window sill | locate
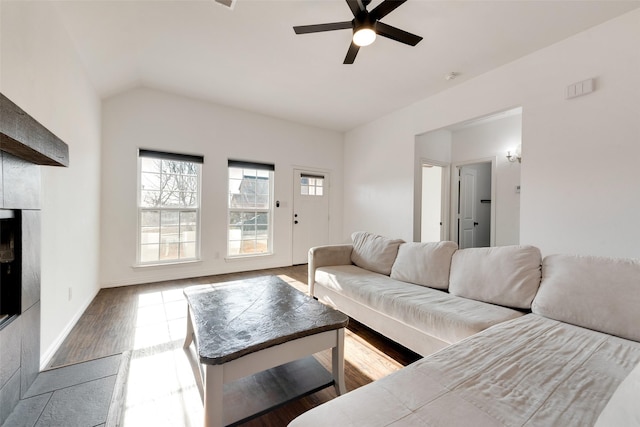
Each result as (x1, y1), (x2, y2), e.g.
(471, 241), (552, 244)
(225, 253), (274, 262)
(133, 259), (202, 268)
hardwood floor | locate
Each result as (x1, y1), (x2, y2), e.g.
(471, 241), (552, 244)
(49, 265), (421, 426)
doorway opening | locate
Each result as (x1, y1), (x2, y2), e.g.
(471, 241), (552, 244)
(414, 106), (521, 247)
(420, 162), (447, 242)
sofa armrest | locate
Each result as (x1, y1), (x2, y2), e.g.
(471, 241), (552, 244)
(308, 244), (353, 296)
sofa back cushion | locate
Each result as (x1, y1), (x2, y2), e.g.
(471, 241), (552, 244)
(449, 245), (542, 309)
(351, 232), (404, 276)
(532, 254), (640, 342)
(390, 241), (458, 289)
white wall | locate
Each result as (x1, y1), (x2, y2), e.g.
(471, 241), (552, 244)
(345, 108), (416, 241)
(1, 1), (102, 365)
(345, 9), (640, 258)
(101, 88), (343, 286)
(416, 129), (453, 164)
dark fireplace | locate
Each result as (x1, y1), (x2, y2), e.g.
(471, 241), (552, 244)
(1, 93), (68, 425)
(0, 209), (21, 328)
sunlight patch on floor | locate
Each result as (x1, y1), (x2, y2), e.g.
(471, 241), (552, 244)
(122, 290), (202, 427)
(343, 329), (405, 379)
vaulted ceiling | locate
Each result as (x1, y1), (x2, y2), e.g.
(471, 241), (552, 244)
(53, 0), (640, 131)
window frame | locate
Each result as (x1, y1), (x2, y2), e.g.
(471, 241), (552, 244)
(300, 173), (325, 196)
(227, 160), (275, 258)
(136, 149), (203, 266)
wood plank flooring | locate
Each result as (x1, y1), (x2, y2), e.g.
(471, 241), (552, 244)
(49, 265), (421, 426)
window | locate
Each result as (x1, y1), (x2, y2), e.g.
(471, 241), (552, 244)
(228, 160), (274, 256)
(138, 150), (203, 264)
(300, 174), (324, 196)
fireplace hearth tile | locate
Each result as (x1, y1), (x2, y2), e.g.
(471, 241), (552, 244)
(1, 392), (49, 427)
(4, 354), (125, 427)
(36, 376), (116, 427)
(20, 303), (40, 398)
(23, 354), (121, 398)
(0, 316), (21, 387)
(0, 369), (21, 426)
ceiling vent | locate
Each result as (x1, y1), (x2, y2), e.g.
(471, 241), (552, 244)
(214, 0), (236, 9)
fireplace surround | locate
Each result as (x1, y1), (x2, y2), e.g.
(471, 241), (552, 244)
(0, 93), (69, 424)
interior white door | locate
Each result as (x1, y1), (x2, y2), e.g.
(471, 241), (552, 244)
(459, 166), (477, 249)
(292, 169), (330, 265)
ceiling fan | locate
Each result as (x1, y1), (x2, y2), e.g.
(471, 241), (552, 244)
(293, 0), (422, 64)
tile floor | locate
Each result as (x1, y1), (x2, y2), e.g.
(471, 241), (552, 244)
(3, 354), (124, 427)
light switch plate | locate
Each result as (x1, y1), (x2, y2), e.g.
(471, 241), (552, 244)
(566, 78), (595, 99)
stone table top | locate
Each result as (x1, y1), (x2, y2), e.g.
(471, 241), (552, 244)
(184, 275), (349, 365)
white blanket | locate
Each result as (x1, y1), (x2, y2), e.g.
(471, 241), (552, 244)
(290, 315), (640, 426)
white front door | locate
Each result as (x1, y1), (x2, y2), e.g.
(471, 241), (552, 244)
(459, 166), (477, 249)
(292, 169), (330, 265)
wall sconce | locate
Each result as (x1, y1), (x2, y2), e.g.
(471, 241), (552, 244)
(506, 146), (522, 163)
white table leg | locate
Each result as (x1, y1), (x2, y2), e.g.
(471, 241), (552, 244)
(203, 364), (224, 427)
(332, 328), (346, 395)
(184, 307), (194, 348)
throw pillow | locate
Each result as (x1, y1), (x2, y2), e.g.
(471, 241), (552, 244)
(449, 245), (542, 309)
(390, 241), (458, 289)
(351, 231), (404, 276)
(532, 254), (640, 343)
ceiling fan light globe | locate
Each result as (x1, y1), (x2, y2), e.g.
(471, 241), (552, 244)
(353, 28), (376, 47)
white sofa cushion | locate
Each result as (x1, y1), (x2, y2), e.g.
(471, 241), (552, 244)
(532, 254), (640, 342)
(390, 241), (458, 289)
(449, 245), (542, 309)
(316, 265), (524, 344)
(351, 231), (404, 276)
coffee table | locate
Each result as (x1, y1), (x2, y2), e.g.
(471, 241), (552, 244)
(183, 275), (349, 427)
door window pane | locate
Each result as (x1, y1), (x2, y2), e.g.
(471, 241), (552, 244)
(300, 176), (323, 197)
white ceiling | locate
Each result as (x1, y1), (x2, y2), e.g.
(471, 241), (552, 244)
(53, 0), (640, 132)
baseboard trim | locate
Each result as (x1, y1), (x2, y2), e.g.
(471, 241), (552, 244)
(39, 288), (100, 370)
(100, 260), (293, 288)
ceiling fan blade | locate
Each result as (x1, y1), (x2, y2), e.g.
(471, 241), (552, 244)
(346, 0), (363, 17)
(370, 0), (408, 21)
(376, 21), (422, 46)
(293, 21), (353, 34)
(344, 42), (360, 64)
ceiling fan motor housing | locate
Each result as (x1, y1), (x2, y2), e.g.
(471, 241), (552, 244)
(353, 11), (376, 34)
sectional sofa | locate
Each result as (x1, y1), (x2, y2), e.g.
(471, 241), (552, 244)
(290, 232), (640, 426)
(308, 232), (542, 356)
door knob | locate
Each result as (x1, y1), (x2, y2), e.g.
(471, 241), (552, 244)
(473, 222), (479, 226)
(294, 220), (299, 224)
